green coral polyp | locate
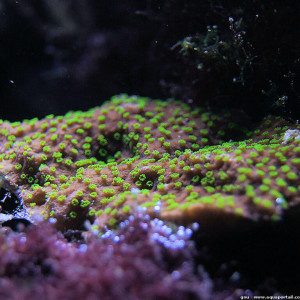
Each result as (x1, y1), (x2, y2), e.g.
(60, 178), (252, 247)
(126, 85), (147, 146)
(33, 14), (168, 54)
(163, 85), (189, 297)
(0, 94), (298, 230)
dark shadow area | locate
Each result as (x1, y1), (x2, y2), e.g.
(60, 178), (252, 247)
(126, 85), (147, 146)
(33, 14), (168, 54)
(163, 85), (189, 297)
(0, 0), (298, 122)
(0, 188), (22, 214)
(194, 207), (300, 294)
(1, 218), (32, 231)
(0, 186), (32, 231)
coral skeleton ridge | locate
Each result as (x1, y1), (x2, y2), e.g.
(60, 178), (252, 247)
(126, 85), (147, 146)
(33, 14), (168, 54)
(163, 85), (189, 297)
(0, 94), (299, 231)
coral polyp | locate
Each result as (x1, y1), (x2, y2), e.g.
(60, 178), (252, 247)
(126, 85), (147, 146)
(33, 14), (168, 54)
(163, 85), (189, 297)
(0, 94), (299, 231)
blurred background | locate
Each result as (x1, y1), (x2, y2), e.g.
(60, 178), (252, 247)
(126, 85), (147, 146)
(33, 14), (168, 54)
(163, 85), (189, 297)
(0, 0), (299, 121)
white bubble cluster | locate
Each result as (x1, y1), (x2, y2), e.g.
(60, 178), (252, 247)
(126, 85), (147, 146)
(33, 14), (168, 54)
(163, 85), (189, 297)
(149, 218), (196, 250)
(97, 206), (200, 250)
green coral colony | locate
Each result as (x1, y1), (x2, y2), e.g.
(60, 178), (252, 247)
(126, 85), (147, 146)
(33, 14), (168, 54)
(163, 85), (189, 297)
(0, 94), (299, 231)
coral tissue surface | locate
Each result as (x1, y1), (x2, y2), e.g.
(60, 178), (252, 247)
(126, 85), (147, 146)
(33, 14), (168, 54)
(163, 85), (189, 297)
(0, 94), (299, 232)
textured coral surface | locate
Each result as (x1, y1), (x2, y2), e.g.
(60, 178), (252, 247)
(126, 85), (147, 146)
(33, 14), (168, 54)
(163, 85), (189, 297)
(0, 95), (299, 232)
(0, 215), (258, 300)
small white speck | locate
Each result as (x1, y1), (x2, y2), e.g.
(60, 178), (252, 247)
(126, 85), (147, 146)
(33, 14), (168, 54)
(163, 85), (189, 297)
(192, 222), (200, 231)
(164, 241), (171, 248)
(282, 129), (300, 145)
(276, 198), (284, 204)
(152, 232), (159, 240)
(140, 222), (148, 231)
(19, 236), (26, 243)
(157, 220), (164, 227)
(171, 270), (181, 280)
(158, 235), (167, 244)
(169, 234), (177, 242)
(113, 236), (120, 243)
(78, 244), (87, 253)
(119, 222), (126, 229)
(162, 225), (172, 235)
(175, 239), (185, 248)
(153, 205), (161, 212)
(92, 229), (99, 236)
(131, 188), (140, 195)
(144, 214), (150, 221)
(230, 271), (241, 282)
(136, 206), (144, 212)
(185, 228), (193, 238)
(177, 229), (185, 237)
(84, 220), (92, 230)
(49, 217), (57, 224)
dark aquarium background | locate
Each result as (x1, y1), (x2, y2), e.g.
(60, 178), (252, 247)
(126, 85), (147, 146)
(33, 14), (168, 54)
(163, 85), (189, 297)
(0, 0), (299, 122)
